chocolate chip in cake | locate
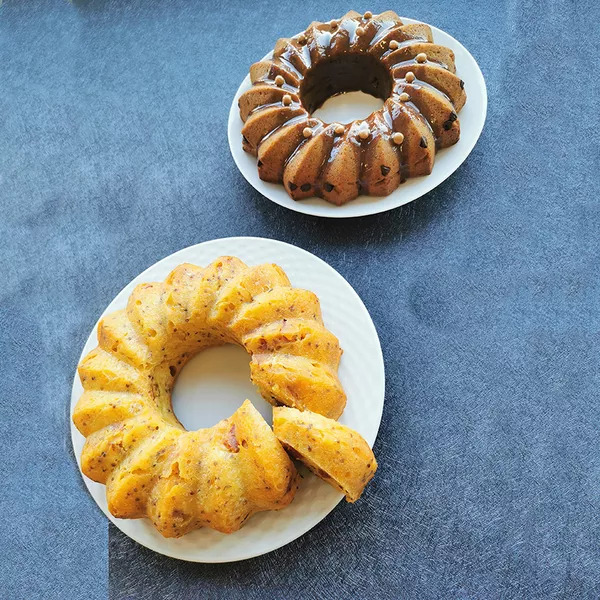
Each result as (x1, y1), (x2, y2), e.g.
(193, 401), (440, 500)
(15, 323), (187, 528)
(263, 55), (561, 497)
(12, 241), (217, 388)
(420, 136), (428, 148)
(443, 113), (458, 130)
(324, 183), (334, 192)
(380, 165), (391, 176)
(460, 79), (465, 89)
(300, 183), (311, 192)
(257, 160), (263, 167)
(289, 183), (298, 191)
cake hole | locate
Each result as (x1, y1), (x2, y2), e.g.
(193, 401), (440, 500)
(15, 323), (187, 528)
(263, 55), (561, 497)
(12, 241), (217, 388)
(312, 91), (384, 124)
(171, 344), (271, 430)
(300, 53), (391, 118)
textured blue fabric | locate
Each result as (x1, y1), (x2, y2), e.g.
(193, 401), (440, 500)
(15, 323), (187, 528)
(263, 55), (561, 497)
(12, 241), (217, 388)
(2, 0), (600, 598)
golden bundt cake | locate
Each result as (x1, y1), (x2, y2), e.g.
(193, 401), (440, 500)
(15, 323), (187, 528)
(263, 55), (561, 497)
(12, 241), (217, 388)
(239, 10), (467, 206)
(73, 257), (346, 537)
(272, 406), (377, 502)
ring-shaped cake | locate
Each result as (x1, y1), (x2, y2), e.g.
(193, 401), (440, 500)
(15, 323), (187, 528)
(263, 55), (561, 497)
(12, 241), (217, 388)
(73, 257), (348, 537)
(239, 10), (467, 206)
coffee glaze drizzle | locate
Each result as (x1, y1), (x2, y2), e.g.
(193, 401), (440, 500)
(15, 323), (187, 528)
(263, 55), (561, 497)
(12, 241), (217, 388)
(240, 10), (467, 206)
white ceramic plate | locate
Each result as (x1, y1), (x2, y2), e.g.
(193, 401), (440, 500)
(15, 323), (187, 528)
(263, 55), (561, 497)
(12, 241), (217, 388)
(228, 17), (487, 218)
(70, 237), (385, 562)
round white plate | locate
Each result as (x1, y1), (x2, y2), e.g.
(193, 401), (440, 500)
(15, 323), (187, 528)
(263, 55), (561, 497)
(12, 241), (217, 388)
(228, 17), (487, 218)
(70, 237), (385, 562)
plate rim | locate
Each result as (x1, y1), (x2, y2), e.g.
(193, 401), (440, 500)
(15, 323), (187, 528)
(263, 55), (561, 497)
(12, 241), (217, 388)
(70, 236), (385, 562)
(228, 16), (488, 219)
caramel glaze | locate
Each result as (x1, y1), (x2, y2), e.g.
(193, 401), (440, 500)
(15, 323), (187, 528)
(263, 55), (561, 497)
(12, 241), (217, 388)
(240, 11), (466, 205)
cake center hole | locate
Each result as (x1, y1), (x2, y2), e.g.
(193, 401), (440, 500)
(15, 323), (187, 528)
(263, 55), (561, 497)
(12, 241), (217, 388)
(300, 53), (392, 118)
(171, 345), (271, 430)
(312, 91), (385, 124)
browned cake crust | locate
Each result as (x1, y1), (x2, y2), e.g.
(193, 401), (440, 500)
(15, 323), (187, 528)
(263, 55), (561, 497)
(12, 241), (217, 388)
(73, 257), (346, 538)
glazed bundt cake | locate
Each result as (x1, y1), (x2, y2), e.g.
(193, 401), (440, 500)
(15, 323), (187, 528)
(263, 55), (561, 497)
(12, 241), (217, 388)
(239, 10), (467, 205)
(273, 406), (377, 502)
(73, 257), (346, 537)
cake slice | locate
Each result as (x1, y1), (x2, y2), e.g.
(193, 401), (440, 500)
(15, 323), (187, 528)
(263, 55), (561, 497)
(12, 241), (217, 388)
(370, 23), (433, 59)
(282, 125), (336, 200)
(392, 62), (466, 110)
(393, 80), (460, 148)
(319, 124), (362, 205)
(239, 85), (300, 122)
(385, 97), (435, 177)
(251, 354), (346, 419)
(273, 406), (377, 502)
(241, 105), (308, 155)
(250, 60), (301, 88)
(256, 117), (317, 182)
(382, 42), (456, 72)
(361, 111), (403, 196)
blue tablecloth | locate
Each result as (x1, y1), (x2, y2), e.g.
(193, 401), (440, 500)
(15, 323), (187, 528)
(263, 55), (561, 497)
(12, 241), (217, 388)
(2, 1), (599, 598)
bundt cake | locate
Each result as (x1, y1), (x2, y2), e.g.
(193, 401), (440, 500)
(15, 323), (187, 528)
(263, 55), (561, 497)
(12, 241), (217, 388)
(73, 256), (347, 537)
(239, 10), (467, 206)
(273, 406), (377, 502)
